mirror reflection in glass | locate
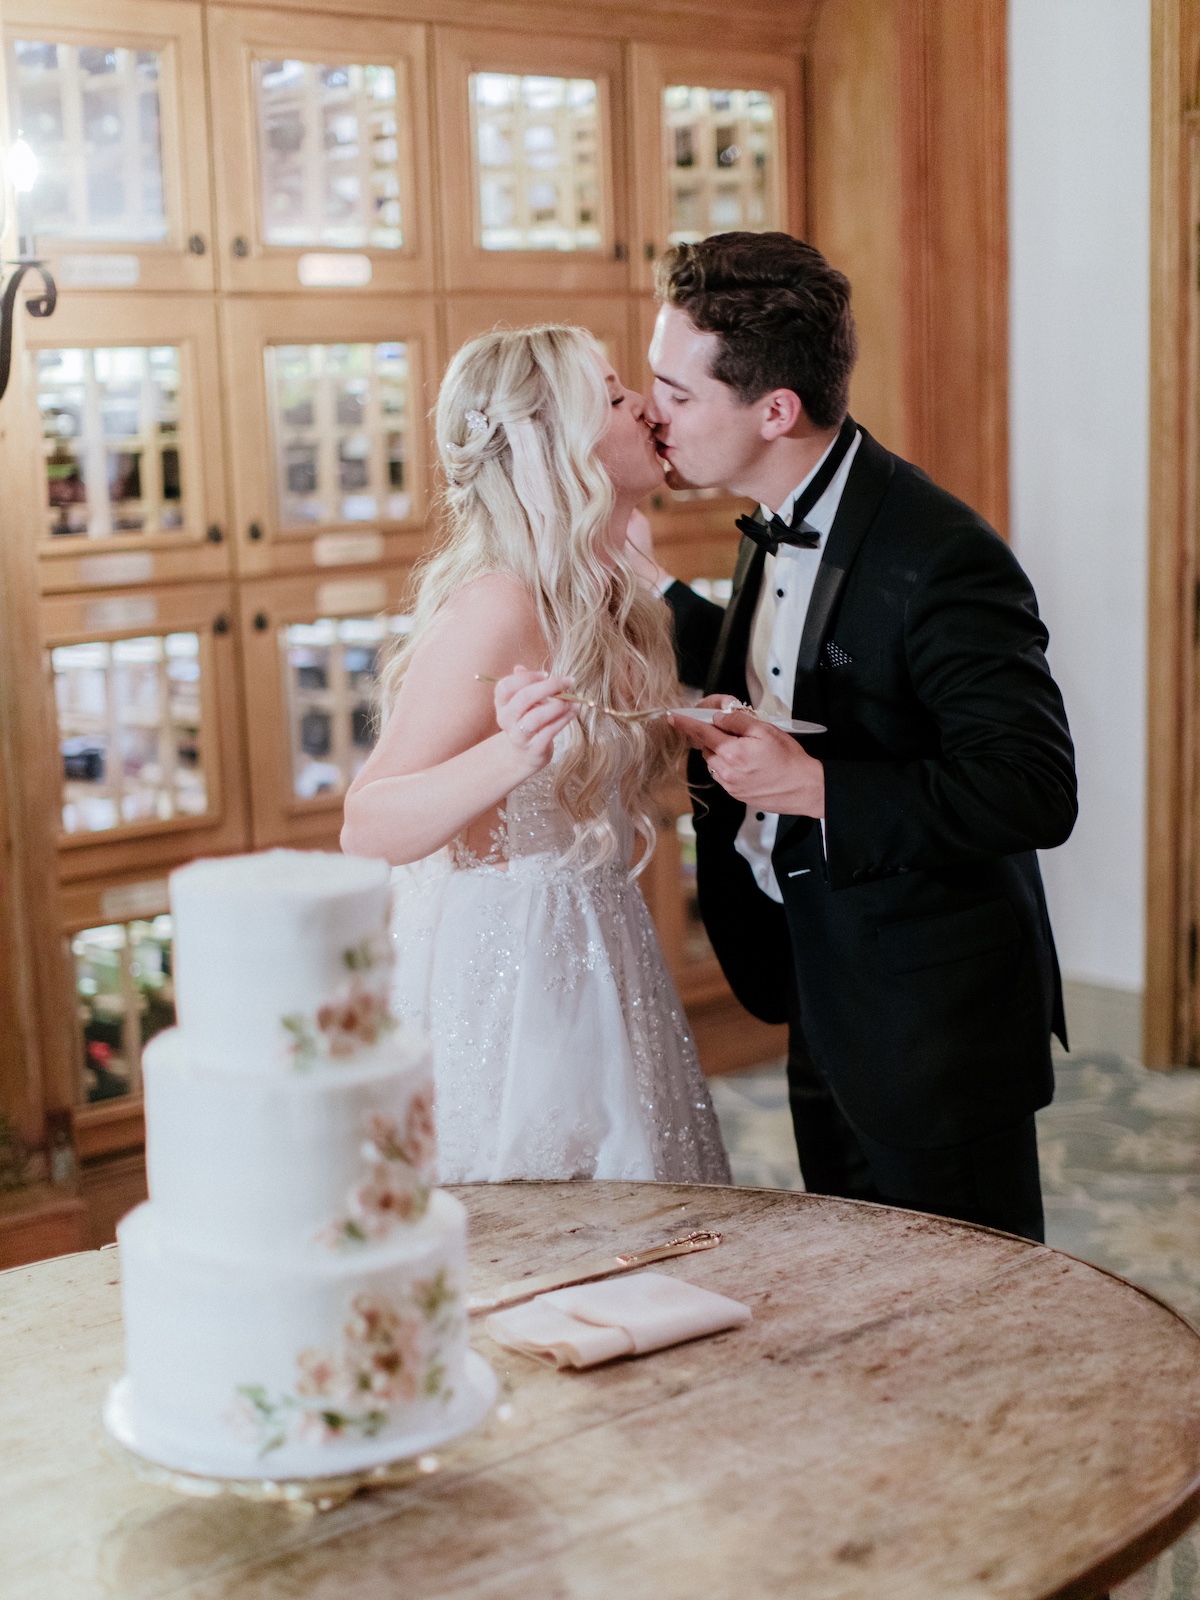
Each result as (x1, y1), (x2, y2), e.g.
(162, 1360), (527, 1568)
(266, 341), (410, 527)
(254, 58), (404, 250)
(8, 40), (167, 241)
(470, 73), (601, 251)
(663, 86), (778, 244)
(73, 915), (174, 1103)
(35, 345), (184, 539)
(283, 613), (410, 799)
(51, 631), (206, 834)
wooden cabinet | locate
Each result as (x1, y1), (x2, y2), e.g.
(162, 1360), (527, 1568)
(433, 27), (629, 295)
(23, 295), (230, 593)
(220, 296), (438, 577)
(237, 566), (412, 849)
(3, 0), (213, 293)
(41, 581), (249, 883)
(628, 44), (804, 290)
(206, 8), (434, 295)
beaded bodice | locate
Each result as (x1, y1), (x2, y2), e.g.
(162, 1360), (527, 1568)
(450, 764), (630, 878)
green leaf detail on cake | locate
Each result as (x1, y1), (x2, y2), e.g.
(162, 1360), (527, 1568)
(281, 1014), (318, 1072)
(343, 937), (383, 973)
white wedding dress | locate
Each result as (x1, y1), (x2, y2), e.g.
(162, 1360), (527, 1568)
(388, 759), (731, 1185)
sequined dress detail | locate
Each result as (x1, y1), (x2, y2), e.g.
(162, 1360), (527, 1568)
(389, 764), (731, 1184)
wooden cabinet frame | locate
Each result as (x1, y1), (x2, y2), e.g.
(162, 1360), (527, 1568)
(41, 581), (249, 882)
(207, 8), (435, 295)
(433, 26), (628, 296)
(24, 295), (230, 593)
(3, 0), (214, 293)
(220, 296), (438, 579)
(627, 43), (804, 293)
(237, 566), (412, 848)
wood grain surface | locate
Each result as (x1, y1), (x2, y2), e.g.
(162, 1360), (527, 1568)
(4, 1182), (1200, 1600)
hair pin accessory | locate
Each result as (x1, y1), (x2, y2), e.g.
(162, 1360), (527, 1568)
(465, 409), (489, 436)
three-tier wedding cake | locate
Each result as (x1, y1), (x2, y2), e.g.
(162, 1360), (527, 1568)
(104, 849), (493, 1480)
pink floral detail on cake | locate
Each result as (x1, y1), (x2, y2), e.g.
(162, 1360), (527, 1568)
(232, 1271), (461, 1456)
(281, 937), (398, 1070)
(317, 1089), (438, 1247)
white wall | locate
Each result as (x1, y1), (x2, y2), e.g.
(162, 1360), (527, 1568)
(1008, 0), (1150, 993)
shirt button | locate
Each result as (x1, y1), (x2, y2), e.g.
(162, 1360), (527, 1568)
(771, 666), (781, 676)
(755, 812), (765, 821)
(776, 588), (785, 598)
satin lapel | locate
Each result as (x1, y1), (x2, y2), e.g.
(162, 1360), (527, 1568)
(790, 428), (896, 722)
(705, 532), (765, 698)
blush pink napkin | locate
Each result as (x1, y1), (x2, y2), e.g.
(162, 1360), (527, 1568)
(485, 1270), (752, 1369)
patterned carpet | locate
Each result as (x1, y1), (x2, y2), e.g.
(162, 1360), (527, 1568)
(709, 1049), (1200, 1599)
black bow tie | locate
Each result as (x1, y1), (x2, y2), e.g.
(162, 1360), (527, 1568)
(735, 413), (857, 558)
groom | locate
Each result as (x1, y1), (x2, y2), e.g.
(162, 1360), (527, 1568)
(639, 231), (1076, 1242)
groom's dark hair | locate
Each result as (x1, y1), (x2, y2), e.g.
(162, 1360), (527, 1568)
(655, 232), (857, 428)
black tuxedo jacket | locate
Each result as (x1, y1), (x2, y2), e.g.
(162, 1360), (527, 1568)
(666, 424), (1077, 1150)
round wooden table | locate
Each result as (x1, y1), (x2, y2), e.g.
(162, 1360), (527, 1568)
(4, 1182), (1200, 1600)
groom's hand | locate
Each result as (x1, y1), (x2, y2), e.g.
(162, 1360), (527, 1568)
(672, 702), (825, 819)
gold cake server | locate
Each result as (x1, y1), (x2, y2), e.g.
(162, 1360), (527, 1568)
(467, 1230), (722, 1316)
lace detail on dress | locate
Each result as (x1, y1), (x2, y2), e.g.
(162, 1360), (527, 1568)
(449, 806), (509, 871)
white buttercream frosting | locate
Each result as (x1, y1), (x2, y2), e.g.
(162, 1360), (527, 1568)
(170, 850), (395, 1074)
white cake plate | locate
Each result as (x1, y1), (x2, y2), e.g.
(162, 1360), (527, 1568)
(102, 1350), (498, 1514)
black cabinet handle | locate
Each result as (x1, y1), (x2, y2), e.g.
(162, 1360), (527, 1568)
(188, 234), (206, 256)
(248, 521), (263, 541)
(253, 611), (269, 631)
(232, 235), (250, 258)
(645, 241), (656, 261)
(206, 523), (223, 543)
(213, 614), (229, 634)
(613, 241), (628, 262)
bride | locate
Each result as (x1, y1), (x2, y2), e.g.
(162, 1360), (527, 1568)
(341, 325), (730, 1186)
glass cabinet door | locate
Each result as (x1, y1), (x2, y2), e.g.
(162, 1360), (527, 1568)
(23, 295), (228, 592)
(3, 0), (214, 292)
(434, 27), (627, 294)
(628, 45), (801, 291)
(221, 298), (435, 578)
(237, 568), (412, 848)
(70, 910), (174, 1104)
(41, 579), (249, 882)
(206, 10), (433, 294)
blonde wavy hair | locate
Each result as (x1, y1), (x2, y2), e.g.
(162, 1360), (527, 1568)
(377, 324), (682, 871)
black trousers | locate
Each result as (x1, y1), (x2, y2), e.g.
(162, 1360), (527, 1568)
(786, 1021), (1046, 1244)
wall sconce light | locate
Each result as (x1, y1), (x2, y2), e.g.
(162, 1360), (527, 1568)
(0, 136), (57, 404)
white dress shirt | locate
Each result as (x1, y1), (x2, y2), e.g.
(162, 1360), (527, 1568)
(733, 428), (861, 902)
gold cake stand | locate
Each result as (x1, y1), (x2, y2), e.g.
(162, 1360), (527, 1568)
(103, 1432), (446, 1515)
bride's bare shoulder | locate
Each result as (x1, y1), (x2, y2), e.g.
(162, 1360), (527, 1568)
(438, 570), (536, 631)
(403, 571), (545, 694)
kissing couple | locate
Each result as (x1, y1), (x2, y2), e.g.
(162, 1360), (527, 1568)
(343, 231), (1076, 1241)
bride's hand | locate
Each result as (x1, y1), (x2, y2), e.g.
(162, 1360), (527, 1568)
(494, 668), (579, 768)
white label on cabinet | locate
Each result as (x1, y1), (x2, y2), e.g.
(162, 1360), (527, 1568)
(317, 577), (386, 616)
(78, 551), (154, 587)
(58, 254), (140, 288)
(84, 595), (158, 632)
(297, 252), (372, 288)
(313, 531), (384, 567)
(101, 878), (170, 921)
